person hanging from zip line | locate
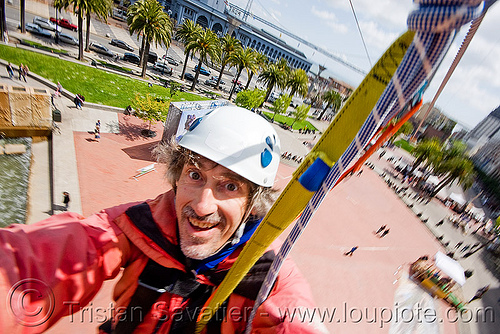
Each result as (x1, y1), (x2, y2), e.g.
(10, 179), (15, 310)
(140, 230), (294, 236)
(0, 106), (328, 333)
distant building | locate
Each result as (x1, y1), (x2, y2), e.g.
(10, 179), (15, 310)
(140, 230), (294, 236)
(410, 102), (456, 141)
(472, 140), (500, 182)
(464, 106), (500, 155)
(148, 0), (312, 71)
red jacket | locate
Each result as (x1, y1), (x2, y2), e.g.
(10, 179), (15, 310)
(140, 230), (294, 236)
(0, 191), (327, 333)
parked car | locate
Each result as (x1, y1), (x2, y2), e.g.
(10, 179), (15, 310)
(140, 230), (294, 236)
(204, 78), (223, 89)
(123, 52), (140, 65)
(33, 16), (61, 32)
(153, 62), (173, 75)
(268, 91), (281, 103)
(162, 55), (179, 66)
(50, 17), (78, 31)
(25, 23), (52, 38)
(89, 42), (116, 57)
(139, 49), (158, 63)
(110, 39), (134, 51)
(193, 65), (210, 76)
(57, 32), (78, 45)
(209, 76), (225, 85)
(183, 72), (199, 82)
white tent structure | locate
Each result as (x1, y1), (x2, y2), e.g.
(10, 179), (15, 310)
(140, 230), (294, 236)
(427, 175), (440, 185)
(435, 251), (466, 286)
(449, 192), (466, 205)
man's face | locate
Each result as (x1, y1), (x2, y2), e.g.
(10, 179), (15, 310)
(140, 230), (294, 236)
(175, 158), (250, 259)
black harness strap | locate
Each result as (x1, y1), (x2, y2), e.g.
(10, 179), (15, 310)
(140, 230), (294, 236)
(107, 202), (275, 334)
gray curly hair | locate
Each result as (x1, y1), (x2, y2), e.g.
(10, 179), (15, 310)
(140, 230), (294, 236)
(153, 137), (278, 218)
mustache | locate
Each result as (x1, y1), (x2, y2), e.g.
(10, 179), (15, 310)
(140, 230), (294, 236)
(182, 206), (223, 224)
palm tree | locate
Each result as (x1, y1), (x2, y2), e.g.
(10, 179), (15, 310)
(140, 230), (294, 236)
(176, 19), (202, 81)
(286, 68), (309, 98)
(228, 47), (256, 100)
(186, 28), (220, 91)
(85, 0), (113, 51)
(431, 156), (475, 197)
(128, 0), (173, 78)
(20, 0), (26, 33)
(245, 50), (267, 90)
(317, 89), (341, 120)
(54, 0), (87, 61)
(215, 34), (241, 90)
(258, 63), (286, 105)
(410, 138), (442, 174)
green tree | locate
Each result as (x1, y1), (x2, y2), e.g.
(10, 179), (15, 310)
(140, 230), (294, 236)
(410, 138), (442, 174)
(127, 0), (173, 78)
(270, 94), (292, 122)
(258, 63), (286, 105)
(318, 89), (341, 120)
(390, 121), (414, 143)
(234, 88), (265, 110)
(245, 50), (267, 90)
(287, 68), (309, 98)
(85, 0), (113, 51)
(291, 104), (310, 127)
(228, 47), (256, 100)
(132, 92), (170, 136)
(54, 0), (88, 61)
(176, 19), (202, 81)
(431, 155), (475, 197)
(186, 28), (220, 91)
(215, 34), (241, 90)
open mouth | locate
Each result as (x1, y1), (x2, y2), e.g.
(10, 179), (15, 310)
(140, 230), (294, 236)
(188, 217), (219, 231)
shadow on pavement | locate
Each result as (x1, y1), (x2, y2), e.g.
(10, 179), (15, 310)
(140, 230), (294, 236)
(115, 121), (149, 141)
(121, 141), (159, 162)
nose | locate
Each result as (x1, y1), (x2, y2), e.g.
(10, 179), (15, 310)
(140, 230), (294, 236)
(191, 186), (218, 217)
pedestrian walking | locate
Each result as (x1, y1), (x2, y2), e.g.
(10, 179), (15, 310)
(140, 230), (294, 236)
(375, 225), (386, 234)
(22, 64), (29, 82)
(18, 63), (24, 80)
(6, 63), (14, 79)
(379, 229), (390, 238)
(455, 241), (463, 249)
(356, 169), (363, 177)
(94, 126), (100, 141)
(55, 82), (63, 97)
(63, 192), (70, 210)
(436, 219), (444, 227)
(468, 285), (490, 303)
(344, 246), (358, 256)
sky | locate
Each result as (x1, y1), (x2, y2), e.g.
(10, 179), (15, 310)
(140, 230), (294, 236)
(228, 0), (500, 130)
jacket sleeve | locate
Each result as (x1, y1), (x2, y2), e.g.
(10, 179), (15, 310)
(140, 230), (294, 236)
(0, 204), (134, 333)
(250, 255), (330, 334)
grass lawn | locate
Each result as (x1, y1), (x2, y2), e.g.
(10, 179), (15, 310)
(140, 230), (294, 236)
(263, 111), (319, 132)
(394, 139), (414, 152)
(0, 44), (209, 108)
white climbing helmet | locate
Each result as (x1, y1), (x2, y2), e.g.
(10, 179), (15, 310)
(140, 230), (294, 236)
(178, 106), (280, 187)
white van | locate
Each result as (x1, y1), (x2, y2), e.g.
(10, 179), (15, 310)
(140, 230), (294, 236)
(33, 16), (61, 32)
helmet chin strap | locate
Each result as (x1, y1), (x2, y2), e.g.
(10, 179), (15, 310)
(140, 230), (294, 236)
(219, 186), (261, 249)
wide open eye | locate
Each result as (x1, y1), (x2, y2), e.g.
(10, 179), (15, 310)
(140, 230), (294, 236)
(225, 182), (238, 192)
(188, 170), (201, 181)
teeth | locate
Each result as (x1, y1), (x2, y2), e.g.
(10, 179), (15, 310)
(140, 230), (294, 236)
(189, 218), (217, 229)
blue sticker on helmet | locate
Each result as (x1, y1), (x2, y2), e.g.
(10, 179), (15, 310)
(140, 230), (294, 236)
(189, 117), (202, 131)
(261, 148), (272, 168)
(265, 136), (273, 151)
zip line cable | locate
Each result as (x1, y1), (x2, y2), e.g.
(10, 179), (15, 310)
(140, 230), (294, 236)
(348, 0), (373, 67)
